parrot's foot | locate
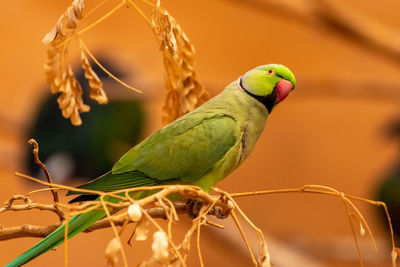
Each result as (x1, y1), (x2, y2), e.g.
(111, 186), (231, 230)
(209, 205), (230, 219)
(186, 199), (230, 219)
(186, 199), (204, 218)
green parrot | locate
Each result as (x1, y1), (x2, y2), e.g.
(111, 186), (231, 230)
(6, 64), (296, 266)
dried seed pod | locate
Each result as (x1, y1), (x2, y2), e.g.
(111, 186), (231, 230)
(227, 200), (235, 210)
(105, 237), (121, 266)
(152, 231), (169, 263)
(135, 217), (150, 241)
(258, 240), (271, 267)
(359, 222), (365, 236)
(128, 203), (142, 222)
(392, 247), (400, 265)
(43, 0), (84, 44)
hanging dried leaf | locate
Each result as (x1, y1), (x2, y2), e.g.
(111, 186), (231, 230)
(43, 0), (115, 126)
(151, 2), (210, 124)
(43, 0), (88, 125)
(81, 50), (108, 104)
(56, 67), (90, 126)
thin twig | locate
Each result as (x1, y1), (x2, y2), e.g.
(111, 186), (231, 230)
(0, 204), (188, 241)
(341, 193), (364, 267)
(100, 195), (129, 267)
(28, 139), (59, 204)
(64, 213), (69, 267)
(126, 0), (153, 27)
(57, 0), (126, 48)
(196, 216), (204, 267)
(4, 171), (398, 267)
(83, 0), (112, 19)
(229, 209), (257, 266)
(231, 185), (382, 251)
(79, 38), (142, 93)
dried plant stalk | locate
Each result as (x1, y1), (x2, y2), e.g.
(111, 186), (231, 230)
(151, 1), (210, 124)
(43, 0), (208, 126)
(3, 169), (400, 266)
(43, 0), (93, 126)
(43, 0), (119, 126)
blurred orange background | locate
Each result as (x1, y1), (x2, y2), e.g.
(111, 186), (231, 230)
(1, 0), (400, 266)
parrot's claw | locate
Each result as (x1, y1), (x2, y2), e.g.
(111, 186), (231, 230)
(211, 206), (230, 219)
(186, 199), (231, 219)
(186, 199), (204, 218)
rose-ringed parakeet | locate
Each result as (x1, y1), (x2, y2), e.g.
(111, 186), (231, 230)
(6, 64), (296, 266)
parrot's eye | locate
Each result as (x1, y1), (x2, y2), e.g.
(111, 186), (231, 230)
(267, 69), (275, 76)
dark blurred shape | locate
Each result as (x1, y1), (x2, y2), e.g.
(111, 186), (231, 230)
(379, 165), (400, 236)
(384, 116), (400, 140)
(26, 57), (144, 183)
(378, 116), (400, 238)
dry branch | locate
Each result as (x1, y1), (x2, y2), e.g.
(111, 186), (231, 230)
(1, 170), (254, 266)
(28, 139), (60, 204)
(2, 170), (400, 266)
(3, 139), (399, 266)
(0, 195), (64, 223)
(0, 225), (61, 241)
(85, 203), (187, 232)
(0, 201), (188, 241)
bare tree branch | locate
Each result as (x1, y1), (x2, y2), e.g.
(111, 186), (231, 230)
(0, 224), (61, 240)
(0, 188), (230, 242)
(0, 204), (187, 241)
(0, 195), (64, 222)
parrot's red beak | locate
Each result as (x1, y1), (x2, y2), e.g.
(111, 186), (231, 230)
(275, 79), (293, 102)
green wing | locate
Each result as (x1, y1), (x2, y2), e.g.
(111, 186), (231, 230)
(72, 113), (237, 193)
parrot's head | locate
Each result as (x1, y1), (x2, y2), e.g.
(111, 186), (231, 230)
(239, 64), (296, 113)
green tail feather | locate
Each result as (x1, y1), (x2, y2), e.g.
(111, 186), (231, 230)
(5, 209), (105, 267)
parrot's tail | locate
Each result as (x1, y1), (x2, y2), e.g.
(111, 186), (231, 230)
(5, 209), (105, 267)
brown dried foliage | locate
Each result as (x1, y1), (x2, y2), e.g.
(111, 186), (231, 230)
(42, 0), (209, 126)
(80, 50), (108, 104)
(151, 0), (210, 124)
(43, 0), (108, 126)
